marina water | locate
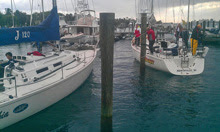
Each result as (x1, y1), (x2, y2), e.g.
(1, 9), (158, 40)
(1, 40), (220, 132)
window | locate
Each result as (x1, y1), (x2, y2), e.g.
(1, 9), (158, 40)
(36, 67), (49, 74)
(53, 62), (62, 67)
(22, 57), (27, 60)
(17, 56), (21, 59)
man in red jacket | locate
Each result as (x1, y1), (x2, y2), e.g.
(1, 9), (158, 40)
(134, 25), (141, 46)
(147, 27), (156, 54)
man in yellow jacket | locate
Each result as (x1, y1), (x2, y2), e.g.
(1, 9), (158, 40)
(191, 24), (202, 55)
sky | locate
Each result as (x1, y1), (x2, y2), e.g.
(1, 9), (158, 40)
(0, 0), (220, 23)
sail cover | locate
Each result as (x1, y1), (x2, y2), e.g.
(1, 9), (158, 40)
(0, 7), (60, 46)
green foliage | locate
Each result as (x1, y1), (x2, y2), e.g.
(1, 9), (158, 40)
(0, 9), (74, 27)
(115, 18), (136, 28)
(0, 9), (134, 28)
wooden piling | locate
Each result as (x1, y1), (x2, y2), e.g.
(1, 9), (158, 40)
(218, 20), (220, 29)
(203, 21), (206, 35)
(213, 21), (215, 28)
(100, 12), (115, 119)
(190, 21), (192, 30)
(207, 21), (210, 27)
(188, 22), (190, 30)
(140, 13), (147, 77)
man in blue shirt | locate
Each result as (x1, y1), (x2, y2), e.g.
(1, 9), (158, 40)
(0, 52), (16, 68)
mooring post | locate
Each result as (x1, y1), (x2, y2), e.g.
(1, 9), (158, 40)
(140, 13), (147, 77)
(207, 20), (210, 27)
(203, 21), (206, 36)
(188, 22), (191, 30)
(213, 21), (215, 28)
(100, 13), (115, 132)
(190, 21), (193, 30)
(219, 20), (220, 29)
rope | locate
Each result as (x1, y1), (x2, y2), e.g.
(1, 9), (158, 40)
(92, 0), (95, 11)
(70, 0), (75, 11)
(173, 0), (175, 23)
(165, 0), (168, 22)
(64, 0), (68, 13)
(13, 0), (17, 10)
(157, 0), (161, 21)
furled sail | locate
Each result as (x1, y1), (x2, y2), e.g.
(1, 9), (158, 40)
(0, 7), (60, 46)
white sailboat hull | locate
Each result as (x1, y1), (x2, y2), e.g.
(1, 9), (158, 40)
(0, 50), (96, 129)
(131, 44), (205, 75)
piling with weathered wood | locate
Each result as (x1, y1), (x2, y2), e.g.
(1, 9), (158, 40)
(190, 22), (192, 30)
(140, 13), (147, 77)
(188, 22), (190, 30)
(203, 21), (206, 36)
(100, 13), (115, 132)
(219, 20), (220, 29)
(207, 21), (210, 27)
(213, 21), (215, 28)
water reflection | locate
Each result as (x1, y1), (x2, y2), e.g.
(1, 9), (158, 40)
(131, 59), (203, 129)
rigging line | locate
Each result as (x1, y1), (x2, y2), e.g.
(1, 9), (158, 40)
(180, 0), (182, 21)
(151, 0), (153, 14)
(29, 0), (33, 26)
(64, 0), (68, 13)
(92, 0), (95, 11)
(180, 0), (185, 21)
(87, 0), (90, 10)
(135, 0), (137, 19)
(165, 0), (168, 22)
(200, 0), (203, 20)
(192, 0), (195, 21)
(13, 0), (17, 10)
(157, 0), (161, 21)
(74, 0), (77, 13)
(177, 0), (180, 22)
(70, 0), (75, 11)
(173, 0), (175, 23)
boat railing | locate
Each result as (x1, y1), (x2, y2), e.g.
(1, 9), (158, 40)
(0, 76), (17, 97)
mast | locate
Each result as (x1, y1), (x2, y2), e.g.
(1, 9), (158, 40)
(187, 0), (190, 30)
(41, 0), (45, 20)
(52, 0), (57, 7)
(11, 0), (15, 27)
(29, 0), (33, 26)
(151, 0), (153, 14)
(173, 0), (175, 24)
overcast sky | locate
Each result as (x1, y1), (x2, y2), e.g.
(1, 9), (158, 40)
(0, 0), (220, 22)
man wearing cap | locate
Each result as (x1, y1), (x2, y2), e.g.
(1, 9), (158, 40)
(191, 24), (202, 55)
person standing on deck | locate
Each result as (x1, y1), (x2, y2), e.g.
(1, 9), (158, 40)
(147, 27), (156, 54)
(175, 23), (183, 44)
(191, 24), (202, 55)
(134, 25), (141, 46)
(0, 52), (17, 68)
(181, 26), (190, 50)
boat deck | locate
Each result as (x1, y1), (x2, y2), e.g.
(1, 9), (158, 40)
(0, 50), (95, 105)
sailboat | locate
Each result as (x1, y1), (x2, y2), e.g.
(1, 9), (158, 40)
(132, 0), (209, 75)
(0, 0), (97, 129)
(61, 0), (99, 44)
